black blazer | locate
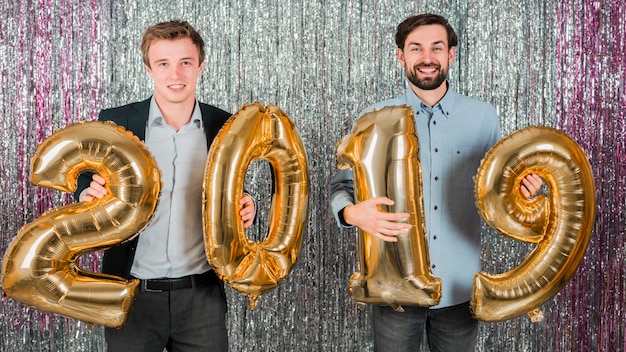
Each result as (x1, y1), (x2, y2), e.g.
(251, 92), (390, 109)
(74, 98), (231, 278)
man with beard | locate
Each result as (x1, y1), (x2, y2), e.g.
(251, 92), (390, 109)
(330, 13), (542, 352)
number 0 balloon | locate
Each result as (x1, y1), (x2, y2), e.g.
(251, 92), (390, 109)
(472, 126), (595, 321)
(203, 103), (309, 309)
(0, 121), (161, 328)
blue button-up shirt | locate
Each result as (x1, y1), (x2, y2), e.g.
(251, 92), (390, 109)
(330, 82), (501, 308)
(130, 98), (211, 279)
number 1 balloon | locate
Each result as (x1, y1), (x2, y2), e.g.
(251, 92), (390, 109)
(335, 105), (442, 311)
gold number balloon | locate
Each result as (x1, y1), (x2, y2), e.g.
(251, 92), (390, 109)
(203, 103), (309, 309)
(0, 121), (161, 328)
(336, 105), (442, 311)
(472, 126), (595, 321)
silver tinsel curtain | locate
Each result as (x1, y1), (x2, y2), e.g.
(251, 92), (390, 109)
(1, 1), (624, 351)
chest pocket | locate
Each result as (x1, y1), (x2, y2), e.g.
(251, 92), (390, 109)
(452, 145), (484, 188)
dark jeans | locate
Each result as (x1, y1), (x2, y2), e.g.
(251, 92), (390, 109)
(373, 301), (478, 352)
(105, 273), (228, 352)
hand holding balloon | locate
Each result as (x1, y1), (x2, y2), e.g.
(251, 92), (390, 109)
(80, 174), (107, 201)
(342, 197), (411, 242)
(519, 174), (543, 199)
(238, 194), (255, 229)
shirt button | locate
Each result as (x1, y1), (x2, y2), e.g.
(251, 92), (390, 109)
(434, 205), (438, 210)
(434, 148), (439, 152)
(433, 120), (437, 125)
(432, 264), (436, 269)
(433, 235), (437, 240)
(434, 176), (439, 181)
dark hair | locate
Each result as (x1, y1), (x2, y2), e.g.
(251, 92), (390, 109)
(395, 14), (458, 49)
(141, 20), (205, 67)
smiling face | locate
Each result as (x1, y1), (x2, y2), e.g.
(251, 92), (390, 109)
(397, 24), (456, 93)
(145, 37), (204, 108)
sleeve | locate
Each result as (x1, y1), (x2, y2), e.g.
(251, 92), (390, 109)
(329, 168), (356, 228)
(488, 106), (502, 150)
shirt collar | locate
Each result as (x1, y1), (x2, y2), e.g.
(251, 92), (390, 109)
(148, 96), (203, 128)
(405, 80), (458, 118)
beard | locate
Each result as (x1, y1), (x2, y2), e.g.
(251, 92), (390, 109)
(406, 64), (448, 90)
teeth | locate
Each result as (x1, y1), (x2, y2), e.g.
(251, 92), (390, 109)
(170, 85), (184, 89)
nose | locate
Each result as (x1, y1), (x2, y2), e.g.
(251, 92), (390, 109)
(173, 65), (182, 78)
(421, 50), (436, 63)
(168, 64), (182, 79)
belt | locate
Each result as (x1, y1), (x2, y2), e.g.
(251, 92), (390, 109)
(136, 270), (220, 293)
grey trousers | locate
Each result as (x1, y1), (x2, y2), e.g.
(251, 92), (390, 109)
(373, 301), (478, 352)
(105, 278), (228, 352)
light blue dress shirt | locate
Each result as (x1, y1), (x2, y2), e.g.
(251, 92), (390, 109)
(330, 82), (501, 308)
(130, 98), (212, 279)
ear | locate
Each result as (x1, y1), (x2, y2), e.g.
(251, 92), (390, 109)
(145, 65), (153, 77)
(396, 48), (405, 67)
(198, 61), (205, 74)
(448, 46), (456, 66)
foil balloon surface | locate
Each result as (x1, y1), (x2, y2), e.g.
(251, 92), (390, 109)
(203, 103), (309, 309)
(0, 121), (161, 328)
(335, 105), (442, 311)
(472, 126), (595, 321)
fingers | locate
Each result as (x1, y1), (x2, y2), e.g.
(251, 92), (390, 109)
(88, 177), (107, 198)
(343, 197), (412, 243)
(369, 232), (403, 242)
(238, 194), (253, 206)
(368, 196), (396, 206)
(241, 216), (254, 229)
(92, 174), (106, 185)
(239, 195), (255, 229)
(368, 220), (411, 242)
(80, 174), (107, 202)
(520, 174), (543, 198)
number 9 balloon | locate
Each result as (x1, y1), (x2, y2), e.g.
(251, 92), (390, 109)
(472, 126), (595, 321)
(0, 121), (161, 328)
(203, 103), (309, 309)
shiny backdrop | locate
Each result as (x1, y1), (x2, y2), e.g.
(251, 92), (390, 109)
(0, 0), (624, 351)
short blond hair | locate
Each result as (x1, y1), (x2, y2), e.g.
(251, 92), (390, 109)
(141, 20), (205, 67)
